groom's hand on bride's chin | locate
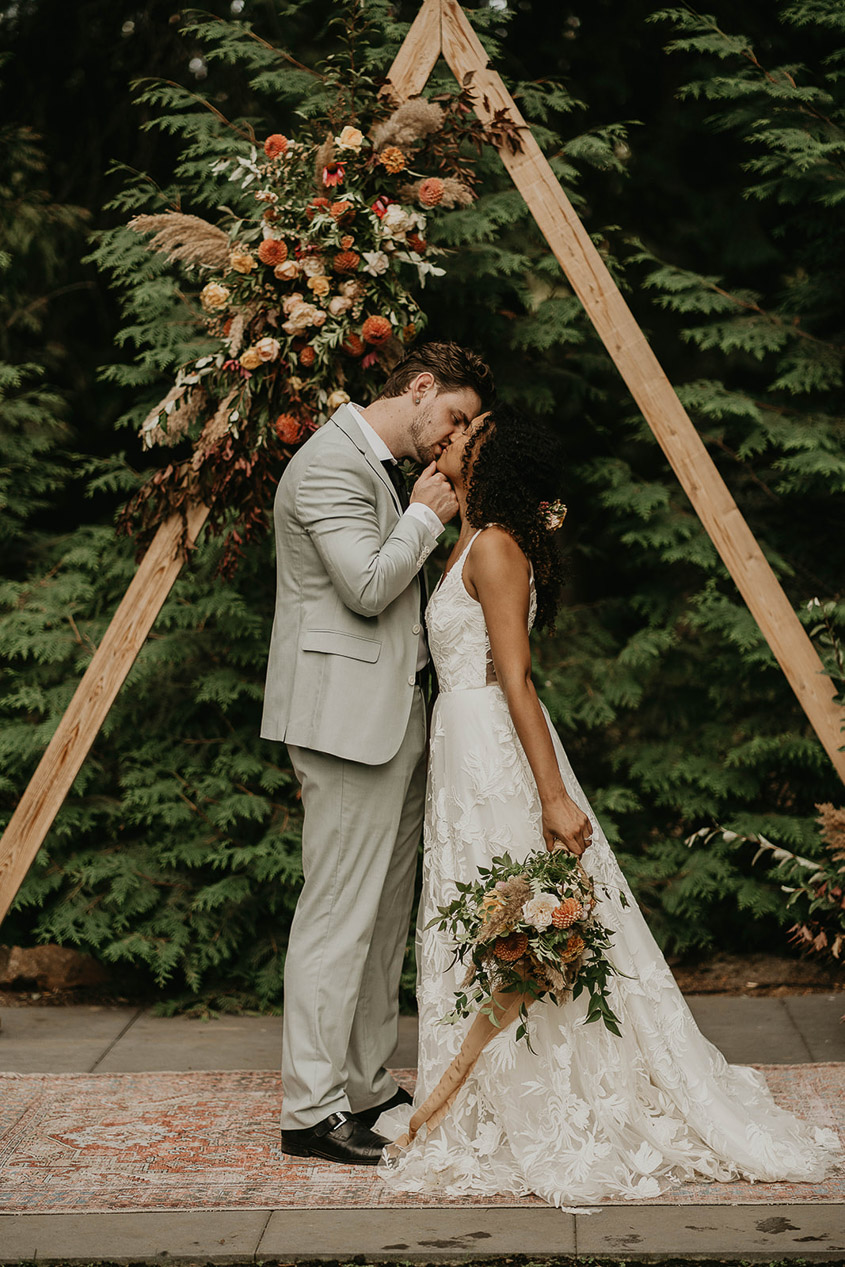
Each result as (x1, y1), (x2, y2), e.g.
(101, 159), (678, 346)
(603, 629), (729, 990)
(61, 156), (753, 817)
(411, 462), (459, 522)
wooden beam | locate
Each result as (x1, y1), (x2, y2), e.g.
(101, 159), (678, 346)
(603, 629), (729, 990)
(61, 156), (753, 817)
(0, 503), (210, 924)
(440, 0), (845, 782)
(380, 0), (442, 100)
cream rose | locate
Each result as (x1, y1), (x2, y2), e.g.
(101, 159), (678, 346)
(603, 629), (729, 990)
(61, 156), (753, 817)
(307, 275), (331, 298)
(301, 255), (327, 277)
(200, 281), (230, 311)
(339, 278), (366, 300)
(327, 389), (351, 410)
(328, 294), (352, 317)
(274, 259), (301, 281)
(361, 250), (390, 276)
(255, 336), (281, 362)
(522, 893), (561, 930)
(335, 125), (364, 152)
(282, 292), (305, 315)
(380, 204), (414, 239)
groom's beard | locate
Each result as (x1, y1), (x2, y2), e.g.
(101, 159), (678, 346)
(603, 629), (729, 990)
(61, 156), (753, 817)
(408, 406), (441, 466)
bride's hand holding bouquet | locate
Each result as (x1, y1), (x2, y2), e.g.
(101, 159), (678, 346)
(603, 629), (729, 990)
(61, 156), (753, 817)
(541, 786), (593, 857)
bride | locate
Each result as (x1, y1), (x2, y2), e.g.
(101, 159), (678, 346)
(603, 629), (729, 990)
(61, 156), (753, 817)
(378, 404), (840, 1206)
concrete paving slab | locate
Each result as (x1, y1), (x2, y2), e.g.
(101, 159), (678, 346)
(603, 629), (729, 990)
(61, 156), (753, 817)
(784, 994), (845, 1062)
(0, 1211), (270, 1263)
(686, 995), (812, 1064)
(574, 1202), (845, 1261)
(258, 1207), (576, 1259)
(95, 1012), (283, 1073)
(0, 1006), (140, 1073)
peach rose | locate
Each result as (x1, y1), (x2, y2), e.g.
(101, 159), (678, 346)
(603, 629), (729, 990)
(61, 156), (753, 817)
(335, 125), (364, 152)
(327, 389), (351, 410)
(239, 348), (262, 370)
(328, 295), (352, 317)
(229, 247), (255, 274)
(307, 275), (331, 298)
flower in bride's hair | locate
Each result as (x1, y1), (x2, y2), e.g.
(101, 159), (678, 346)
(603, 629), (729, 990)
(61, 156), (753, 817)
(539, 499), (568, 531)
(522, 892), (560, 930)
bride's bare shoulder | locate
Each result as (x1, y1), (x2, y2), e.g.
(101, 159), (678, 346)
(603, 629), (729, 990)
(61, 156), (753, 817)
(470, 525), (531, 579)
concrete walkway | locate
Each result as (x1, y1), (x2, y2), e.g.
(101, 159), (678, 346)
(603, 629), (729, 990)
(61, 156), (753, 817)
(0, 996), (843, 1263)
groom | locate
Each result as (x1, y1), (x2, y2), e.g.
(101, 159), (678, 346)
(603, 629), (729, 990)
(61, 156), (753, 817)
(261, 341), (493, 1164)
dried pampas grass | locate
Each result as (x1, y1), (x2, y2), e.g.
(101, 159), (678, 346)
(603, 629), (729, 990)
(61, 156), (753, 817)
(129, 212), (230, 270)
(371, 99), (445, 150)
(192, 387), (239, 467)
(140, 385), (207, 448)
(817, 802), (845, 865)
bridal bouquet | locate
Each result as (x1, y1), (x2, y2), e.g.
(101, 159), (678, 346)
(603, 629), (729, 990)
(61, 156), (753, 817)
(431, 847), (625, 1042)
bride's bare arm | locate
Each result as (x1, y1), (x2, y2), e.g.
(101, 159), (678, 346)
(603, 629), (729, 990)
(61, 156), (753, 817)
(465, 528), (592, 856)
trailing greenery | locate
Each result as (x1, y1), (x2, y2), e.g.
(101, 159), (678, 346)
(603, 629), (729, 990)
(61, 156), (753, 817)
(1, 0), (843, 1011)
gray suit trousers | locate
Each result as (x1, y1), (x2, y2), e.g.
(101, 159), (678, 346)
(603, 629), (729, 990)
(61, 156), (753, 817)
(282, 688), (427, 1129)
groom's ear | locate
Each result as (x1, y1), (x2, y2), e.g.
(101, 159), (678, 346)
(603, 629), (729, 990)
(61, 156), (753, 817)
(412, 371), (436, 400)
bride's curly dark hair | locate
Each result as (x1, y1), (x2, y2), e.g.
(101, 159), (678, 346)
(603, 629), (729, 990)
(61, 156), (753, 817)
(461, 404), (567, 630)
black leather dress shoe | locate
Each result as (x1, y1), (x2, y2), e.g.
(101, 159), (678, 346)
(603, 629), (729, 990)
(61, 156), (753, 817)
(351, 1085), (413, 1129)
(281, 1112), (389, 1165)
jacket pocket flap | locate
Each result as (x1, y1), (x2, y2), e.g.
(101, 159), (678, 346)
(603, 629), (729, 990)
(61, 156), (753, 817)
(301, 629), (382, 663)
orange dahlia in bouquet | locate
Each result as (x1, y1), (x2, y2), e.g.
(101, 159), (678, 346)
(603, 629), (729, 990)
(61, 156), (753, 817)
(431, 847), (625, 1043)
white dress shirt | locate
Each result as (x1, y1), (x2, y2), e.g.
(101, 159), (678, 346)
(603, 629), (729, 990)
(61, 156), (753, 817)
(347, 402), (441, 672)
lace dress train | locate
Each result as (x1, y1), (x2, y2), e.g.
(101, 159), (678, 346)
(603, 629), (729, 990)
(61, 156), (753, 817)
(378, 529), (840, 1207)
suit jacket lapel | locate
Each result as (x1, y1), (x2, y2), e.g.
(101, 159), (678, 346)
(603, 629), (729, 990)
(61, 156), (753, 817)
(331, 405), (404, 514)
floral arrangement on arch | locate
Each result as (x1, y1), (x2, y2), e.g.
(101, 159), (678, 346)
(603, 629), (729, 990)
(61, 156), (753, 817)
(124, 88), (522, 574)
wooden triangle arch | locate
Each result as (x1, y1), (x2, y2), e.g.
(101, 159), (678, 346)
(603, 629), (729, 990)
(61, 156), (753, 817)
(1, 0), (843, 924)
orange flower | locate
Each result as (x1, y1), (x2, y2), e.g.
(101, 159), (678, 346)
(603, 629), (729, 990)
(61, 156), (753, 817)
(329, 200), (354, 222)
(264, 134), (288, 159)
(493, 932), (529, 962)
(340, 234), (355, 251)
(306, 197), (330, 221)
(407, 232), (427, 254)
(361, 315), (392, 346)
(402, 323), (417, 344)
(418, 177), (444, 207)
(480, 890), (506, 922)
(333, 250), (361, 274)
(299, 345), (316, 367)
(274, 413), (305, 444)
(342, 333), (365, 358)
(560, 934), (585, 964)
(378, 145), (407, 174)
(551, 898), (584, 930)
(258, 238), (288, 266)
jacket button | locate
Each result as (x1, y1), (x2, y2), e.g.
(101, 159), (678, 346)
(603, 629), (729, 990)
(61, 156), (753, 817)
(412, 623), (421, 635)
(407, 675), (416, 686)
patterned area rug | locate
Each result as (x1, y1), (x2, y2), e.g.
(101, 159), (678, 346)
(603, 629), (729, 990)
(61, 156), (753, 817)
(0, 1065), (841, 1213)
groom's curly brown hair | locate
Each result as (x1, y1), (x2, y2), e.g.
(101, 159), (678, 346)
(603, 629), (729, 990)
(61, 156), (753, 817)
(462, 404), (567, 630)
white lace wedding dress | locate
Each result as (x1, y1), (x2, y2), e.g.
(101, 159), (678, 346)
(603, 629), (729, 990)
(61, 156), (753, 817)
(378, 527), (840, 1207)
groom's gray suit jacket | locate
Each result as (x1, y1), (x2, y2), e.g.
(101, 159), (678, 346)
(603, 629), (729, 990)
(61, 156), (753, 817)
(260, 404), (438, 765)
